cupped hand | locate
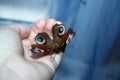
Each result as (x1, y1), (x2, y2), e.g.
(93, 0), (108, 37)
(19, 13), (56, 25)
(0, 19), (63, 80)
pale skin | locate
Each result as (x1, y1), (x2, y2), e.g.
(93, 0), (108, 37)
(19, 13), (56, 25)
(0, 19), (63, 80)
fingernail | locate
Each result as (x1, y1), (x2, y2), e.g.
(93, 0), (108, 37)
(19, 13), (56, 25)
(56, 21), (62, 24)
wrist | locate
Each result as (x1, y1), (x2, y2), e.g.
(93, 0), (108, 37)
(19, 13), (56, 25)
(28, 60), (55, 80)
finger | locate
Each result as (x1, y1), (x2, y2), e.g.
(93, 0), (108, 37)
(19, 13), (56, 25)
(31, 19), (46, 34)
(43, 19), (56, 35)
(56, 21), (62, 24)
(44, 20), (63, 36)
(54, 53), (63, 66)
(28, 19), (46, 41)
(9, 24), (31, 39)
(23, 19), (46, 61)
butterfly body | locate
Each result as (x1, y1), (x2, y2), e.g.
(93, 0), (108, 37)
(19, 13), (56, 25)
(31, 24), (75, 59)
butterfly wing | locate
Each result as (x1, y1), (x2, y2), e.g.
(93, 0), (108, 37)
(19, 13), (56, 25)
(30, 24), (75, 58)
(31, 32), (53, 59)
(52, 24), (75, 53)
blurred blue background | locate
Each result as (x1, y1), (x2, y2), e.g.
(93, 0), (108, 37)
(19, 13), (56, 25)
(0, 0), (120, 80)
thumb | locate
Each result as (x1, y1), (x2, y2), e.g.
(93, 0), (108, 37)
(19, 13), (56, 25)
(9, 24), (31, 39)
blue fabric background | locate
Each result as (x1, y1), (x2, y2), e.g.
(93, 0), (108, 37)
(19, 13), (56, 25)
(51, 0), (120, 80)
(0, 0), (120, 80)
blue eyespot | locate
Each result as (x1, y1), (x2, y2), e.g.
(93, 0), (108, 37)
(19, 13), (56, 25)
(37, 37), (43, 42)
(35, 36), (46, 44)
(57, 25), (65, 36)
(58, 27), (64, 33)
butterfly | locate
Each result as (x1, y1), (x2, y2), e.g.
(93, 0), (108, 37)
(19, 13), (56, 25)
(30, 24), (75, 59)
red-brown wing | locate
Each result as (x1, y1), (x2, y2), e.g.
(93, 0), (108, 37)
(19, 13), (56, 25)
(30, 32), (53, 59)
(59, 29), (75, 46)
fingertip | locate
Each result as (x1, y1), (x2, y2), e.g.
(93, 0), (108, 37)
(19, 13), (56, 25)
(32, 19), (46, 33)
(47, 18), (56, 22)
(35, 19), (46, 29)
(56, 21), (62, 24)
(9, 24), (31, 39)
(44, 19), (56, 31)
(19, 26), (31, 39)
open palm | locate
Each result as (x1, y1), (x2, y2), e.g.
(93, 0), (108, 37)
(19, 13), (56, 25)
(0, 19), (63, 80)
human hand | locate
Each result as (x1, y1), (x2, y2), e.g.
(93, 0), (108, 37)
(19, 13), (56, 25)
(0, 19), (63, 80)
